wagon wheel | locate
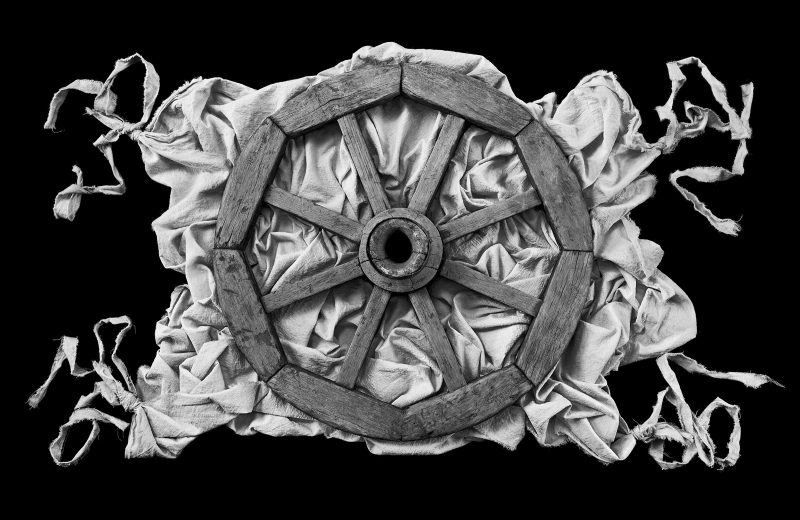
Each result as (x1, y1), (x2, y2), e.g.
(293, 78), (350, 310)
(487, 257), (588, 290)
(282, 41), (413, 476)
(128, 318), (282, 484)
(212, 63), (593, 440)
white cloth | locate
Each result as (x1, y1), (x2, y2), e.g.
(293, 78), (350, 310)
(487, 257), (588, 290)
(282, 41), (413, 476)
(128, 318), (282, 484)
(33, 43), (777, 467)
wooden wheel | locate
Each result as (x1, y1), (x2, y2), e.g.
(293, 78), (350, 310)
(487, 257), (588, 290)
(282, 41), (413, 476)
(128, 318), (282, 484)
(212, 63), (593, 440)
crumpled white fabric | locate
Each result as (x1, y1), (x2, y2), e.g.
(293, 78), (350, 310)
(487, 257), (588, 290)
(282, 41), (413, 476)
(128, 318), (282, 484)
(33, 43), (777, 467)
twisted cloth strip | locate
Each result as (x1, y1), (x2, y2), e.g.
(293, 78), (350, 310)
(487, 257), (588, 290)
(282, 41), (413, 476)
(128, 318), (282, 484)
(44, 54), (160, 220)
(656, 57), (754, 235)
(28, 317), (140, 466)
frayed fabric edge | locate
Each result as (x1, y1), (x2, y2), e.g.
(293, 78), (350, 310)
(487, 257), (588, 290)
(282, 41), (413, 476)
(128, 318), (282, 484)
(626, 352), (781, 470)
(28, 317), (144, 467)
(45, 54), (160, 220)
(654, 57), (753, 235)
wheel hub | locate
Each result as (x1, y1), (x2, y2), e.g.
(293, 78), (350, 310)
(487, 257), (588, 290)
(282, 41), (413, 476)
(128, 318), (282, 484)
(359, 208), (443, 293)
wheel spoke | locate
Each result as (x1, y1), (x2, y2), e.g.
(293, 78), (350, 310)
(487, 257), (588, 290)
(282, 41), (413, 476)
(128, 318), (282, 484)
(263, 186), (364, 242)
(338, 113), (390, 214)
(439, 261), (542, 316)
(407, 114), (466, 213)
(408, 287), (466, 389)
(261, 258), (363, 313)
(439, 190), (542, 243)
(337, 286), (392, 388)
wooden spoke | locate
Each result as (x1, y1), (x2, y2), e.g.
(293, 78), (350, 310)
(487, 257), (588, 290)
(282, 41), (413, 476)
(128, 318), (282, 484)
(261, 258), (363, 313)
(407, 114), (466, 213)
(212, 249), (285, 379)
(439, 190), (542, 243)
(338, 113), (390, 215)
(401, 365), (532, 439)
(439, 261), (542, 316)
(268, 364), (404, 439)
(215, 120), (287, 249)
(336, 286), (392, 389)
(263, 186), (363, 242)
(515, 251), (593, 385)
(408, 288), (466, 389)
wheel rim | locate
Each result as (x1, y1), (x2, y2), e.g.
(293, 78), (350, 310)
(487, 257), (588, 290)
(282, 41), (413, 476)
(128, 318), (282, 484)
(212, 62), (593, 440)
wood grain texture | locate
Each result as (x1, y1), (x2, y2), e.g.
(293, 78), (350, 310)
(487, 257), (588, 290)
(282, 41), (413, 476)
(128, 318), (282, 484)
(263, 186), (363, 242)
(515, 251), (593, 385)
(336, 286), (392, 388)
(268, 364), (404, 439)
(270, 65), (401, 136)
(270, 364), (531, 440)
(215, 120), (287, 249)
(439, 190), (542, 243)
(439, 261), (542, 316)
(261, 258), (363, 313)
(408, 288), (466, 389)
(402, 365), (532, 439)
(515, 121), (592, 251)
(401, 63), (531, 137)
(338, 113), (390, 214)
(212, 249), (285, 379)
(407, 114), (466, 212)
(367, 218), (429, 278)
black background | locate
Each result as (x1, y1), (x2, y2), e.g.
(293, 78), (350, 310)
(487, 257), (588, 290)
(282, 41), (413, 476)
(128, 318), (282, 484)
(9, 8), (795, 512)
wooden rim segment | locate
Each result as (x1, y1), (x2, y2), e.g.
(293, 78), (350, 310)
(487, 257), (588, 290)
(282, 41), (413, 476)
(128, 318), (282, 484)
(515, 251), (593, 385)
(271, 65), (402, 137)
(215, 120), (287, 249)
(212, 249), (285, 379)
(268, 363), (532, 440)
(212, 62), (594, 441)
(402, 63), (532, 137)
(516, 122), (592, 251)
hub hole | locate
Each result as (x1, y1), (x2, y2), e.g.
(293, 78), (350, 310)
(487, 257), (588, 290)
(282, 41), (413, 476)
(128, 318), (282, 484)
(384, 229), (413, 263)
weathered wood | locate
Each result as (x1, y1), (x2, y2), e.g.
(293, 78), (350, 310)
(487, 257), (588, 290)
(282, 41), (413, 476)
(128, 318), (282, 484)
(515, 121), (592, 251)
(268, 364), (404, 439)
(263, 186), (363, 242)
(408, 287), (466, 389)
(367, 218), (429, 278)
(439, 190), (542, 243)
(261, 258), (363, 313)
(401, 63), (531, 137)
(336, 286), (392, 389)
(402, 365), (532, 439)
(271, 65), (401, 136)
(338, 113), (390, 214)
(214, 63), (595, 442)
(407, 114), (466, 212)
(215, 120), (287, 249)
(358, 208), (442, 293)
(212, 249), (285, 379)
(439, 260), (542, 316)
(515, 251), (593, 385)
